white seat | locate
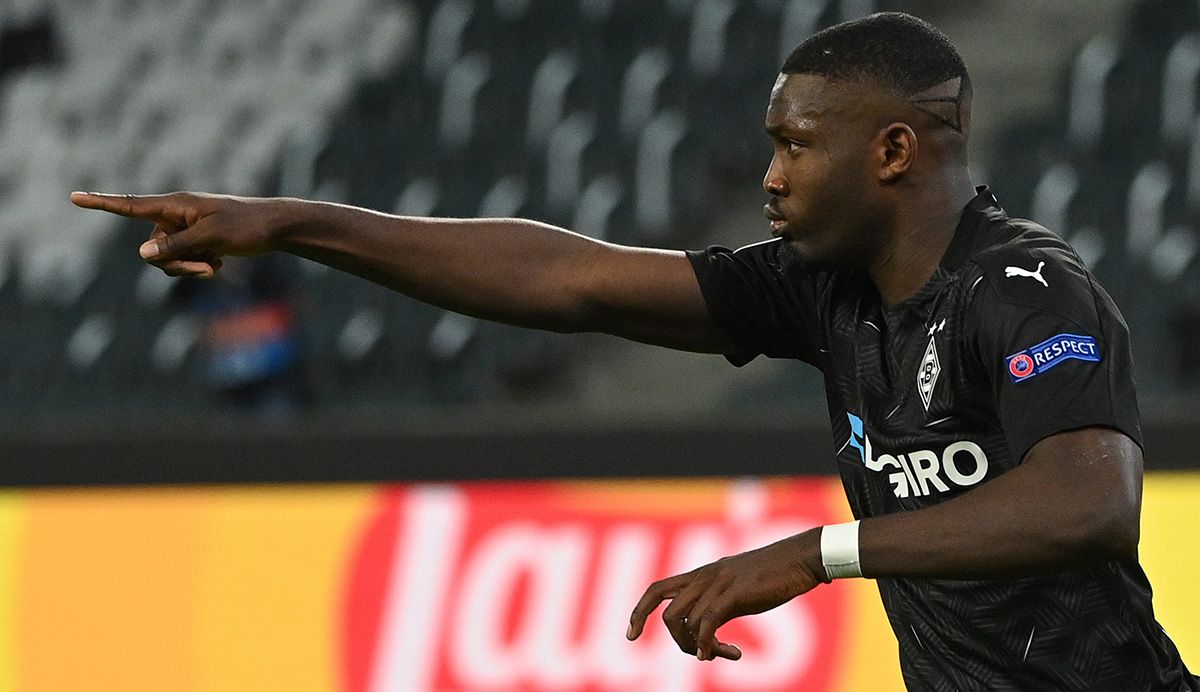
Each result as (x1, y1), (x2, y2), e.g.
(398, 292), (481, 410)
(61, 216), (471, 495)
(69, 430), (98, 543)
(0, 70), (58, 171)
(1, 0), (404, 261)
(360, 0), (417, 77)
(1067, 35), (1120, 151)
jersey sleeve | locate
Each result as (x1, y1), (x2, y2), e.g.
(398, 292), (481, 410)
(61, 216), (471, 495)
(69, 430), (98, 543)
(965, 248), (1143, 463)
(686, 239), (825, 367)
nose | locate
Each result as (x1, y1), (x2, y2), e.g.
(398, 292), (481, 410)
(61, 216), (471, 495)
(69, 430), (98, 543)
(763, 157), (789, 197)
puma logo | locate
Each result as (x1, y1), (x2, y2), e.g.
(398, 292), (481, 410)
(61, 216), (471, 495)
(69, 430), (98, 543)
(1004, 261), (1048, 287)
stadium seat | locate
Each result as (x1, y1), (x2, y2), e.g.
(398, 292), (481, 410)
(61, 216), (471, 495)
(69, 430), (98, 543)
(1126, 161), (1175, 262)
(13, 0), (1200, 409)
(1030, 162), (1080, 243)
(423, 0), (475, 81)
(438, 53), (491, 152)
(0, 70), (56, 191)
(395, 176), (441, 218)
(360, 1), (417, 77)
(573, 174), (626, 242)
(634, 110), (694, 236)
(148, 313), (202, 379)
(778, 0), (832, 64)
(544, 112), (597, 220)
(526, 50), (579, 153)
(427, 310), (478, 363)
(1149, 224), (1198, 283)
(1066, 36), (1121, 153)
(1160, 33), (1200, 150)
(339, 307), (387, 365)
(483, 174), (530, 217)
(687, 0), (738, 78)
(619, 48), (685, 146)
(1185, 114), (1200, 212)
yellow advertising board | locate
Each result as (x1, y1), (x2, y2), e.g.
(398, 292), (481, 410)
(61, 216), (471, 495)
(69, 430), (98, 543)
(0, 475), (1193, 691)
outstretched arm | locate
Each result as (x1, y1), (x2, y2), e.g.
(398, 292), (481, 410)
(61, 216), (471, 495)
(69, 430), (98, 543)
(627, 426), (1142, 661)
(70, 191), (731, 352)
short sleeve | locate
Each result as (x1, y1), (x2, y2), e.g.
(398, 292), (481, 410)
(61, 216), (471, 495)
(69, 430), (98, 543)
(966, 249), (1142, 463)
(686, 239), (824, 367)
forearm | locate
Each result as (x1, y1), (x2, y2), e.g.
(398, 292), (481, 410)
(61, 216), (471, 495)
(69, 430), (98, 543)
(825, 429), (1142, 581)
(858, 475), (1133, 580)
(271, 199), (611, 331)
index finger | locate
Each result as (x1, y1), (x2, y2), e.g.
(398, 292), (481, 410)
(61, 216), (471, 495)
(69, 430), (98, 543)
(70, 192), (170, 220)
(694, 599), (742, 661)
(627, 573), (690, 641)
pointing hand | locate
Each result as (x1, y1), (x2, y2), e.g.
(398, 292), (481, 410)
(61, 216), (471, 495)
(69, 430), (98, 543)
(71, 191), (281, 279)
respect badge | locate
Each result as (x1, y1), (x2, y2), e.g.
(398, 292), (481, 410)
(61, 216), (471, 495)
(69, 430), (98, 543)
(1005, 333), (1101, 383)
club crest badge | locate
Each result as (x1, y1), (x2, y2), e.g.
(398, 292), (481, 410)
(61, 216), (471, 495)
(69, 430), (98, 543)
(917, 335), (940, 410)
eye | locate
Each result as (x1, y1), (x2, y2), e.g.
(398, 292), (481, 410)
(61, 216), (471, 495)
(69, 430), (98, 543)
(787, 140), (806, 155)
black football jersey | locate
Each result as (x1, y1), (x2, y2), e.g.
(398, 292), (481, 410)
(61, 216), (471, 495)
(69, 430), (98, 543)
(688, 188), (1198, 690)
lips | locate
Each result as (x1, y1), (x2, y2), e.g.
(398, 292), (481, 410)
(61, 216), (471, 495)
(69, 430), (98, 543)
(764, 204), (787, 236)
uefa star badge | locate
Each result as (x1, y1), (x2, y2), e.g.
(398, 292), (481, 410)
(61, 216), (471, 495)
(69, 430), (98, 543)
(917, 335), (940, 410)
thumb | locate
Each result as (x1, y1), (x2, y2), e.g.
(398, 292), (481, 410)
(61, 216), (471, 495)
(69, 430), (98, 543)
(140, 226), (209, 262)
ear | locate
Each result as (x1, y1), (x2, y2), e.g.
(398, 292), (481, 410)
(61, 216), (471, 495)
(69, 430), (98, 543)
(877, 123), (917, 183)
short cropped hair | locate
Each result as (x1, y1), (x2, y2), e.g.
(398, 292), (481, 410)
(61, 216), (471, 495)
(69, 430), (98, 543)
(781, 12), (971, 101)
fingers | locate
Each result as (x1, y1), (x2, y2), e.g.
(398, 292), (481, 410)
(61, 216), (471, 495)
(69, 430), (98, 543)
(159, 259), (218, 279)
(628, 570), (743, 663)
(627, 573), (689, 641)
(143, 224), (219, 278)
(70, 191), (174, 221)
(693, 595), (740, 661)
(711, 641), (743, 661)
(661, 578), (709, 653)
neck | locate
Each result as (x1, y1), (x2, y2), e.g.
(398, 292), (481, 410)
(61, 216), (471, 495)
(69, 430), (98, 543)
(869, 170), (977, 305)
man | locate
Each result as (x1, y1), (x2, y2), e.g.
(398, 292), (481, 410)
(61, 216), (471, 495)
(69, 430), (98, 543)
(73, 12), (1196, 690)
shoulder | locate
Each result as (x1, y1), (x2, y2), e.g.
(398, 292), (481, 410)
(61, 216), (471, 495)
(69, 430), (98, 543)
(959, 216), (1101, 320)
(695, 238), (843, 291)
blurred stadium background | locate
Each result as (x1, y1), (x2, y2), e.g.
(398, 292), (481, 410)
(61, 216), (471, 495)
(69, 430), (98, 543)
(0, 0), (1198, 690)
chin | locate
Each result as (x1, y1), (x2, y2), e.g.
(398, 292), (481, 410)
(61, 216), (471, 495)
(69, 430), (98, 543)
(779, 237), (832, 271)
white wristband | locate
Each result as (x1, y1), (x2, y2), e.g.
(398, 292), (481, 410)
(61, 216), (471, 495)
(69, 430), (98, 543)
(821, 520), (862, 579)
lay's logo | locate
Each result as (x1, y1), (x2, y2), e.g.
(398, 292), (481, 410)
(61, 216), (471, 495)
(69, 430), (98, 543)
(1005, 333), (1101, 383)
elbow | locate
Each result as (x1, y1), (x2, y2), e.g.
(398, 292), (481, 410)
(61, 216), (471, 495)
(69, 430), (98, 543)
(1026, 429), (1145, 566)
(1093, 467), (1143, 560)
(1101, 507), (1141, 559)
(1074, 499), (1140, 562)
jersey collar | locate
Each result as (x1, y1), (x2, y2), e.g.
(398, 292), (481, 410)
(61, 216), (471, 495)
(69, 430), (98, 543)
(938, 185), (1004, 272)
(881, 186), (1004, 314)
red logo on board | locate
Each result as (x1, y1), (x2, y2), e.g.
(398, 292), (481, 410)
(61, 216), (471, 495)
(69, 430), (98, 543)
(341, 482), (849, 691)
